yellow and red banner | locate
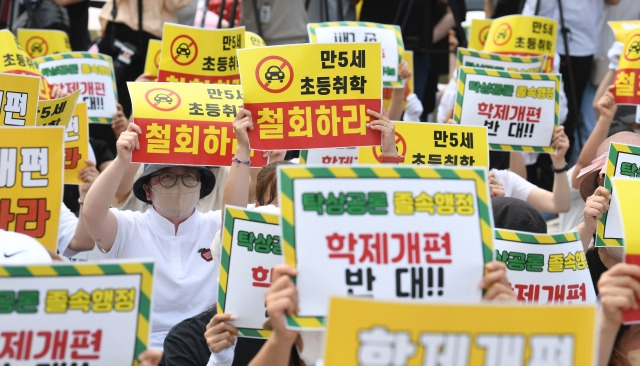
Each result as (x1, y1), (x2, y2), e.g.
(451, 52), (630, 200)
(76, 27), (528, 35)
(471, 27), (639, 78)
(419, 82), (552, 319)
(0, 30), (51, 99)
(35, 89), (80, 127)
(128, 82), (267, 167)
(0, 127), (63, 252)
(237, 42), (382, 150)
(17, 28), (71, 59)
(612, 177), (640, 323)
(158, 24), (244, 84)
(64, 102), (90, 185)
(324, 297), (597, 365)
(468, 19), (493, 51)
(0, 73), (40, 127)
(143, 39), (162, 79)
(614, 29), (640, 105)
(358, 122), (489, 167)
(483, 15), (557, 73)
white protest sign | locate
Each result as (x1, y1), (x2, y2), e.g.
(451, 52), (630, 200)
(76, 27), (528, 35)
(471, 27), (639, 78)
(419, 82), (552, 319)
(494, 229), (596, 304)
(0, 261), (153, 365)
(308, 21), (404, 87)
(36, 52), (118, 123)
(218, 205), (283, 338)
(279, 165), (494, 329)
(455, 66), (560, 152)
(300, 147), (359, 165)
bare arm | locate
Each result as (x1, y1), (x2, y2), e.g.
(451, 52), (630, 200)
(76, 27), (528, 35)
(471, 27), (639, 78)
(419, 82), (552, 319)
(573, 85), (616, 189)
(387, 61), (411, 121)
(526, 126), (570, 213)
(509, 152), (527, 179)
(222, 108), (254, 213)
(113, 162), (143, 206)
(84, 123), (142, 252)
(484, 0), (495, 18)
(593, 70), (616, 120)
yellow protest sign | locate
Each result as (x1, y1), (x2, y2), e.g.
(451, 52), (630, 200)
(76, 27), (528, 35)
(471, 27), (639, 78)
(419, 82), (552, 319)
(324, 297), (597, 365)
(382, 50), (413, 112)
(143, 39), (162, 78)
(63, 102), (90, 185)
(35, 89), (80, 127)
(17, 28), (71, 59)
(245, 31), (266, 48)
(128, 82), (267, 167)
(468, 18), (493, 51)
(358, 122), (489, 167)
(614, 29), (640, 105)
(0, 127), (64, 252)
(0, 73), (40, 127)
(483, 15), (557, 73)
(0, 30), (51, 99)
(457, 48), (546, 73)
(237, 42), (382, 150)
(609, 20), (640, 44)
(158, 24), (244, 84)
(611, 178), (640, 323)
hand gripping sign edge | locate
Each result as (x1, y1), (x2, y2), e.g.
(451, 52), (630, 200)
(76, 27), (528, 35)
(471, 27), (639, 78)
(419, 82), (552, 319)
(371, 131), (407, 163)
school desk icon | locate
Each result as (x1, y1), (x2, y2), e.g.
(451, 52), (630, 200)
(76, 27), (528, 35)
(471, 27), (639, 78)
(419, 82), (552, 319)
(175, 43), (191, 58)
(264, 65), (285, 83)
(153, 93), (173, 104)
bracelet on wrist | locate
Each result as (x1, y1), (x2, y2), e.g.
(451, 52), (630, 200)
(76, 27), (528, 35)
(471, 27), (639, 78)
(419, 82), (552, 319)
(551, 162), (569, 173)
(381, 155), (405, 163)
(232, 157), (252, 167)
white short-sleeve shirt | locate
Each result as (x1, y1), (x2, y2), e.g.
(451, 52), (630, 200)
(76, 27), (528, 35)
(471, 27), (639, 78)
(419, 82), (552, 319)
(491, 168), (536, 202)
(106, 207), (222, 350)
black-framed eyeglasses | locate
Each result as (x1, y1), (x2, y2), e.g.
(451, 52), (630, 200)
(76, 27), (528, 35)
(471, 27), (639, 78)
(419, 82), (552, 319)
(151, 172), (200, 188)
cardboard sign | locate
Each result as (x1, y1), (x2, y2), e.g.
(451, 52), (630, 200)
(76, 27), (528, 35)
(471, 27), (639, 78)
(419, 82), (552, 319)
(324, 297), (597, 365)
(17, 28), (72, 58)
(611, 177), (640, 323)
(279, 165), (493, 329)
(63, 102), (90, 185)
(36, 52), (118, 123)
(35, 89), (80, 127)
(245, 31), (266, 48)
(456, 48), (546, 74)
(0, 261), (154, 365)
(468, 19), (493, 51)
(128, 82), (267, 167)
(0, 127), (64, 252)
(614, 29), (640, 105)
(483, 15), (557, 73)
(158, 24), (244, 84)
(218, 206), (283, 338)
(0, 73), (40, 127)
(0, 30), (51, 99)
(357, 122), (489, 167)
(300, 147), (359, 165)
(308, 21), (404, 87)
(609, 20), (640, 44)
(455, 67), (560, 153)
(597, 142), (640, 247)
(237, 42), (382, 150)
(494, 229), (596, 304)
(143, 39), (162, 78)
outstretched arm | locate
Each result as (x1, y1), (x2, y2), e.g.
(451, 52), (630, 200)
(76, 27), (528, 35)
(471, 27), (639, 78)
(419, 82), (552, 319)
(83, 123), (142, 252)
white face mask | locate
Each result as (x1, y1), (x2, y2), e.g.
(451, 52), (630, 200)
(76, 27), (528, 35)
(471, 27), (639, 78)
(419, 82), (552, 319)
(617, 348), (640, 365)
(150, 182), (200, 218)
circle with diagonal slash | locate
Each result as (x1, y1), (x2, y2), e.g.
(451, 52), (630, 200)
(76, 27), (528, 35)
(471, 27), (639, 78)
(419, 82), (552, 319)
(145, 88), (181, 112)
(255, 55), (294, 94)
(171, 35), (198, 66)
(26, 36), (48, 58)
(624, 34), (640, 62)
(372, 131), (407, 163)
(479, 25), (491, 47)
(492, 23), (512, 47)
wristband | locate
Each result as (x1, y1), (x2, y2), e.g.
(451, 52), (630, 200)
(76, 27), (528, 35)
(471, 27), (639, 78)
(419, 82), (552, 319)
(551, 162), (569, 173)
(232, 157), (252, 167)
(381, 155), (405, 163)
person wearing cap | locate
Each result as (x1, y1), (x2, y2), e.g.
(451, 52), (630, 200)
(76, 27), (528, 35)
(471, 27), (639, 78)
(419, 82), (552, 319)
(83, 122), (224, 355)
